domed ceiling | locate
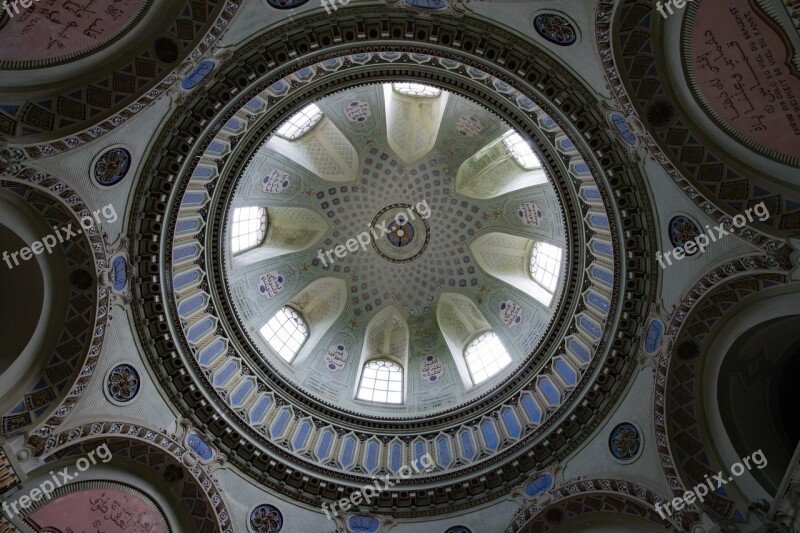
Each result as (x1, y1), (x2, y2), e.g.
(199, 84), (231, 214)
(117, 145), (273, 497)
(130, 8), (656, 513)
(220, 81), (569, 417)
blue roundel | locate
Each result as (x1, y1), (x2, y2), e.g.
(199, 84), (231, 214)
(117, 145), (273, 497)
(445, 527), (472, 533)
(250, 504), (283, 532)
(348, 515), (380, 532)
(107, 364), (140, 403)
(267, 0), (309, 8)
(94, 147), (131, 187)
(668, 215), (701, 256)
(609, 422), (641, 461)
(533, 14), (577, 46)
(405, 0), (447, 8)
(181, 60), (215, 91)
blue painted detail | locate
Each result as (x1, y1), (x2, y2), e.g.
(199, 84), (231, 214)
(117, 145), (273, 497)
(501, 407), (522, 439)
(176, 218), (200, 233)
(590, 240), (613, 258)
(192, 166), (214, 178)
(106, 364), (140, 403)
(589, 214), (609, 228)
(111, 255), (127, 291)
(554, 358), (577, 386)
(573, 162), (590, 174)
(582, 187), (601, 200)
(458, 430), (476, 461)
(364, 440), (379, 471)
(587, 291), (610, 314)
(579, 315), (601, 340)
(187, 317), (215, 343)
(223, 117), (243, 133)
(270, 409), (292, 439)
(230, 378), (254, 408)
(181, 60), (215, 90)
(644, 319), (664, 354)
(413, 439), (427, 466)
(174, 270), (200, 290)
(611, 112), (637, 145)
(293, 420), (312, 451)
(591, 265), (613, 286)
(316, 429), (334, 460)
(172, 244), (198, 262)
(557, 137), (575, 151)
(524, 473), (554, 497)
(207, 141), (227, 155)
(179, 294), (207, 317)
(567, 337), (591, 364)
(249, 395), (272, 425)
(245, 98), (265, 112)
(521, 395), (542, 424)
(445, 526), (472, 533)
(436, 435), (452, 466)
(390, 442), (403, 472)
(668, 215), (701, 256)
(539, 376), (560, 405)
(348, 515), (380, 532)
(213, 360), (238, 387)
(480, 419), (500, 450)
(198, 339), (226, 367)
(187, 433), (214, 461)
(340, 435), (357, 468)
(405, 0), (446, 8)
(181, 192), (207, 206)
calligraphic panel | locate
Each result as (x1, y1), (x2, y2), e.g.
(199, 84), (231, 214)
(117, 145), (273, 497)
(26, 487), (167, 532)
(687, 0), (800, 159)
(0, 0), (147, 64)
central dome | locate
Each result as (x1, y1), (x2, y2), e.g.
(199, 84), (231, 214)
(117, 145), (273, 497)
(222, 82), (569, 416)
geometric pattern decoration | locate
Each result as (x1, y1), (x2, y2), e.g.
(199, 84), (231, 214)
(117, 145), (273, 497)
(249, 504), (283, 532)
(533, 14), (578, 46)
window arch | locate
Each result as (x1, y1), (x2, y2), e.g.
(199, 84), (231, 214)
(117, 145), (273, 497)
(231, 206), (267, 254)
(392, 82), (441, 97)
(502, 131), (542, 170)
(464, 331), (512, 385)
(275, 103), (323, 140)
(357, 360), (403, 404)
(259, 306), (308, 362)
(530, 241), (563, 294)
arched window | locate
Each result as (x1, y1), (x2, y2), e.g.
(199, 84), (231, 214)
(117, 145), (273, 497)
(357, 360), (403, 403)
(259, 306), (308, 362)
(392, 82), (441, 97)
(231, 206), (267, 254)
(464, 332), (512, 385)
(530, 241), (563, 293)
(275, 103), (323, 140)
(502, 132), (542, 170)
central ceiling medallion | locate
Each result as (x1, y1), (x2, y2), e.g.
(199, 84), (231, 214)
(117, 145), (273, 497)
(370, 203), (431, 263)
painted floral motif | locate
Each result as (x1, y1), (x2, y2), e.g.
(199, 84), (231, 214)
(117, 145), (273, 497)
(107, 364), (140, 403)
(668, 215), (701, 256)
(250, 504), (283, 532)
(266, 0), (309, 9)
(609, 422), (641, 460)
(94, 147), (132, 186)
(533, 14), (577, 46)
